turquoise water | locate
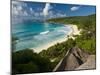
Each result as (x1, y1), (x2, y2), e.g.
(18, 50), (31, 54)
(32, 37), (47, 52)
(12, 21), (72, 51)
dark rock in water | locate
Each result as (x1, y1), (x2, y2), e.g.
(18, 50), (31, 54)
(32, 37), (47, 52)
(53, 47), (89, 71)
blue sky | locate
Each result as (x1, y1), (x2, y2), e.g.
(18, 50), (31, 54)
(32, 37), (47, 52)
(12, 1), (96, 20)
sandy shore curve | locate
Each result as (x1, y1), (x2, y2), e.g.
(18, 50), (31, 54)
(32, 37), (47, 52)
(31, 24), (81, 53)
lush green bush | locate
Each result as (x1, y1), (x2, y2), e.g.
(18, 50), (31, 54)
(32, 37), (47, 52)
(12, 49), (54, 74)
(39, 38), (76, 63)
(13, 62), (39, 74)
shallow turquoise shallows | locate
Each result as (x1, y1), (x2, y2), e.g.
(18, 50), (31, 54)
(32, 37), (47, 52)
(12, 21), (72, 52)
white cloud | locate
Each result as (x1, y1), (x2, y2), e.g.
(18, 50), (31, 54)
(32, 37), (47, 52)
(34, 13), (39, 17)
(12, 1), (29, 17)
(12, 1), (43, 18)
(47, 10), (67, 19)
(42, 3), (67, 19)
(30, 8), (33, 12)
(23, 11), (28, 16)
(55, 13), (66, 18)
(37, 8), (43, 11)
(43, 3), (51, 17)
(48, 11), (54, 18)
(39, 12), (43, 16)
(71, 6), (80, 11)
(12, 1), (67, 20)
(17, 6), (23, 11)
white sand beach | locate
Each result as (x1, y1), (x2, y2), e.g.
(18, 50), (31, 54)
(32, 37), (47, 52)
(31, 24), (81, 53)
(68, 25), (82, 40)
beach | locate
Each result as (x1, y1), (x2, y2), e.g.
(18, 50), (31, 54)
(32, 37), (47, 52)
(68, 25), (81, 40)
(31, 24), (81, 53)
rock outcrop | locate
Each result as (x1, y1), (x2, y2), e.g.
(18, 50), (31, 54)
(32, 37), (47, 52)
(53, 47), (95, 71)
(75, 55), (96, 70)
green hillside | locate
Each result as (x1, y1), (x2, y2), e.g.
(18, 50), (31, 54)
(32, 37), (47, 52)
(47, 14), (96, 30)
(46, 14), (96, 54)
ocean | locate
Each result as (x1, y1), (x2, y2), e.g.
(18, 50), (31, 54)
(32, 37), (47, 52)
(12, 21), (72, 52)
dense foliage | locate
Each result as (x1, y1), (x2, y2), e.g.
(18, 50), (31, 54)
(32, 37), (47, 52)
(47, 14), (96, 30)
(39, 38), (76, 62)
(12, 49), (56, 74)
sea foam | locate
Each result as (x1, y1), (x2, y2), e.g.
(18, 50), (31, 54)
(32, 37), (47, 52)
(40, 30), (49, 35)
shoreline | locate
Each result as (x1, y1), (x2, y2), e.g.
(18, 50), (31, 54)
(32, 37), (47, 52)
(31, 24), (81, 53)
